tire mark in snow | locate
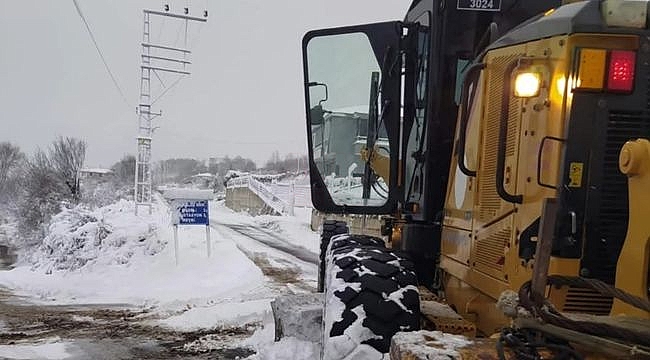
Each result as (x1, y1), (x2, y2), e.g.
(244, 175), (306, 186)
(211, 221), (318, 265)
(211, 222), (317, 292)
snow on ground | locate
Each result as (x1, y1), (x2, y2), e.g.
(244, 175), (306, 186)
(0, 338), (71, 360)
(156, 299), (270, 331)
(249, 337), (320, 360)
(0, 200), (267, 307)
(0, 195), (322, 359)
(242, 308), (321, 360)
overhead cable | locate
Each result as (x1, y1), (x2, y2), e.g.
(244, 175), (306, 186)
(72, 0), (132, 108)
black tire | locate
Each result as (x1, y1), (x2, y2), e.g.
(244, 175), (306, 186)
(329, 234), (385, 251)
(318, 220), (349, 292)
(322, 237), (419, 360)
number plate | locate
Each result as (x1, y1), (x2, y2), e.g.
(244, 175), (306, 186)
(457, 0), (501, 11)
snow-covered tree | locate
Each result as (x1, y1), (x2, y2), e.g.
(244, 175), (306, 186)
(0, 142), (24, 202)
(50, 136), (86, 201)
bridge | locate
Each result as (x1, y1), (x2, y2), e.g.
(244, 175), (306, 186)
(225, 175), (311, 216)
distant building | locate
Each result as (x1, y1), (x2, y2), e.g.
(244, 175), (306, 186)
(79, 168), (114, 180)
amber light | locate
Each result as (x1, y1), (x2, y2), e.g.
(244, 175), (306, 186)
(607, 50), (636, 93)
(577, 48), (607, 90)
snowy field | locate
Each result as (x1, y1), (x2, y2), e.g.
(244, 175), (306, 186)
(0, 197), (321, 359)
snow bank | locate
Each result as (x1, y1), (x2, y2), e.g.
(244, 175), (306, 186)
(157, 299), (270, 331)
(30, 200), (165, 273)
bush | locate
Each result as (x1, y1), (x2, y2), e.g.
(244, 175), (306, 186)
(17, 149), (69, 237)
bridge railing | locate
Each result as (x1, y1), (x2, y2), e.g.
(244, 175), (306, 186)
(226, 176), (288, 214)
(227, 176), (312, 214)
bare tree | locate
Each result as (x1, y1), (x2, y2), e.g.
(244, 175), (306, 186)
(0, 142), (24, 196)
(50, 137), (86, 200)
(111, 154), (136, 184)
(264, 151), (307, 173)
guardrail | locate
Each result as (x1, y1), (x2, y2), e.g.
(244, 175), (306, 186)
(266, 183), (311, 208)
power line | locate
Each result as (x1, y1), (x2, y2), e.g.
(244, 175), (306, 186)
(151, 74), (185, 105)
(72, 0), (131, 108)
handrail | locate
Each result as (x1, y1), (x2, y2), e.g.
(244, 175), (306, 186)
(496, 60), (525, 204)
(457, 63), (485, 177)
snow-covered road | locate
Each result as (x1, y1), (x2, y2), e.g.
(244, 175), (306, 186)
(213, 222), (318, 265)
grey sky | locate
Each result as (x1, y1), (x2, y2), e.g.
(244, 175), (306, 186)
(0, 0), (411, 168)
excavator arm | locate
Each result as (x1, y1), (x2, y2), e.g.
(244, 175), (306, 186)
(611, 138), (650, 319)
(360, 145), (391, 186)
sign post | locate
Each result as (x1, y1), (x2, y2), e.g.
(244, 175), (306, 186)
(206, 225), (211, 258)
(163, 189), (215, 265)
(173, 224), (179, 266)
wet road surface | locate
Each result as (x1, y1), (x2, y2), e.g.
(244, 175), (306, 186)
(0, 288), (257, 359)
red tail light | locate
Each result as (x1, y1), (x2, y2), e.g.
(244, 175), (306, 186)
(607, 50), (636, 93)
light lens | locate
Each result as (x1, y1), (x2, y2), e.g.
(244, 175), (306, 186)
(607, 50), (635, 92)
(577, 48), (607, 90)
(514, 72), (541, 97)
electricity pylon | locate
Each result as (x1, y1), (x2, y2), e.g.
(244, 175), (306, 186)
(135, 7), (207, 215)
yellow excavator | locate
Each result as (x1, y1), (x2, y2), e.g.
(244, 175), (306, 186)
(279, 0), (650, 358)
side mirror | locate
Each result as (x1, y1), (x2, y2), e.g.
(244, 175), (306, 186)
(310, 105), (325, 125)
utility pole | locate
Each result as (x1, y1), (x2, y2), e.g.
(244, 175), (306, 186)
(135, 6), (207, 215)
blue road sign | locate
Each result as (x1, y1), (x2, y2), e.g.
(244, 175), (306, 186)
(173, 200), (209, 225)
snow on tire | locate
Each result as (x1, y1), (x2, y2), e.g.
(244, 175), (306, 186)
(329, 234), (385, 252)
(318, 220), (349, 292)
(322, 238), (419, 360)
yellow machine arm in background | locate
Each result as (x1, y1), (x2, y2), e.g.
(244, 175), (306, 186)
(611, 138), (650, 319)
(360, 145), (390, 186)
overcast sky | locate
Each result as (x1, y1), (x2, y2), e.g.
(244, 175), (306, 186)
(0, 0), (411, 168)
